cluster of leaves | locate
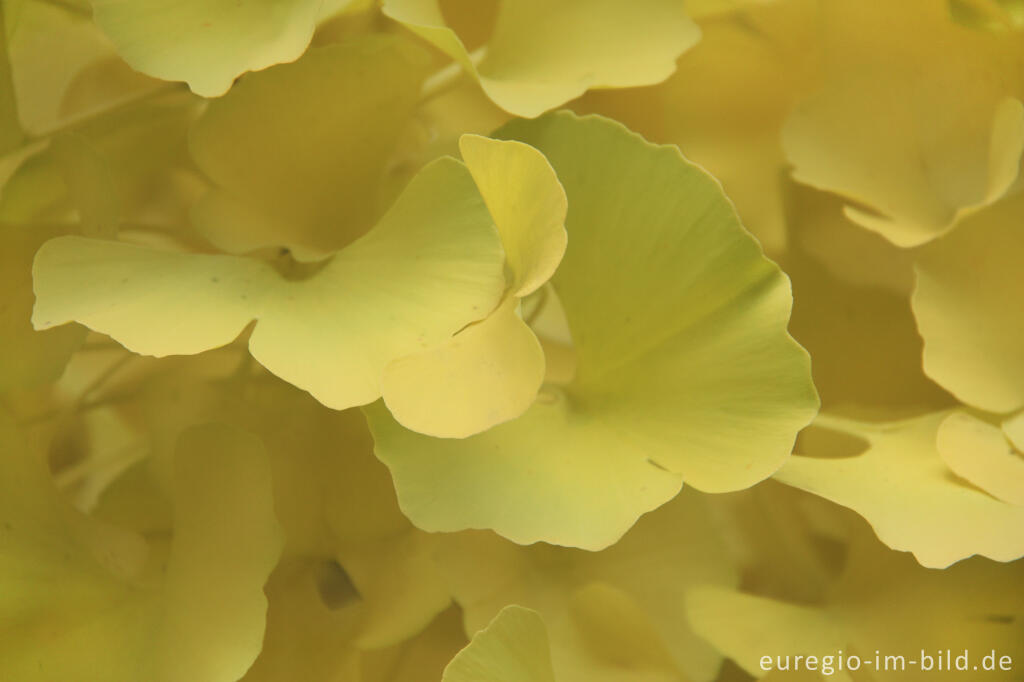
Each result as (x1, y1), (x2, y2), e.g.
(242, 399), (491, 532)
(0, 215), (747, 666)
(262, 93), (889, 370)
(1, 0), (1023, 680)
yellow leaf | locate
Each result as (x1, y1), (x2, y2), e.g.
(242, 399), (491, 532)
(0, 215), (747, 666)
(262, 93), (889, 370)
(384, 0), (699, 117)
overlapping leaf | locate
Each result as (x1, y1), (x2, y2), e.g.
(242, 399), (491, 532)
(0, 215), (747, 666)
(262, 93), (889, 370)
(782, 0), (1024, 247)
(912, 193), (1024, 413)
(189, 36), (430, 260)
(380, 134), (567, 437)
(106, 363), (453, 649)
(383, 0), (700, 117)
(0, 416), (282, 682)
(91, 0), (325, 97)
(432, 490), (738, 682)
(31, 154), (506, 411)
(368, 111), (818, 550)
(774, 412), (1024, 567)
(687, 534), (1024, 681)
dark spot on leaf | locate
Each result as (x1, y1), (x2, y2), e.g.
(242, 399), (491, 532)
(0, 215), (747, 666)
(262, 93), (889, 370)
(646, 457), (670, 472)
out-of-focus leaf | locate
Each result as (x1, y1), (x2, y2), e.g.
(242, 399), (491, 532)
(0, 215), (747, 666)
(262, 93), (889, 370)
(384, 0), (700, 117)
(0, 419), (282, 682)
(576, 0), (819, 255)
(189, 36), (431, 260)
(782, 0), (1024, 247)
(687, 533), (1024, 681)
(0, 221), (86, 392)
(367, 111), (818, 550)
(112, 366), (452, 649)
(360, 606), (468, 682)
(434, 490), (738, 682)
(0, 4), (21, 154)
(912, 193), (1024, 413)
(950, 0), (1024, 31)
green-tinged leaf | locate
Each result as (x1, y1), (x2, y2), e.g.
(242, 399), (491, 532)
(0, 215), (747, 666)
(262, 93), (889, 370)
(442, 606), (557, 682)
(574, 0), (818, 257)
(774, 412), (1024, 567)
(189, 36), (430, 260)
(368, 112), (818, 549)
(32, 156), (505, 411)
(92, 0), (324, 97)
(384, 0), (700, 118)
(0, 419), (282, 682)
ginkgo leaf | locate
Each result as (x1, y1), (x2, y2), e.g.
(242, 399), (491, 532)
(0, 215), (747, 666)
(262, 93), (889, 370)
(0, 92), (197, 228)
(380, 134), (566, 438)
(950, 0), (1024, 31)
(685, 0), (776, 17)
(367, 111), (818, 550)
(781, 0), (1024, 247)
(774, 412), (1024, 567)
(383, 0), (700, 118)
(457, 134), (567, 297)
(239, 557), (362, 682)
(32, 155), (506, 411)
(0, 7), (21, 155)
(936, 410), (1024, 506)
(687, 533), (1024, 681)
(780, 190), (954, 412)
(381, 297), (546, 438)
(6, 0), (121, 135)
(0, 418), (283, 682)
(115, 364), (452, 649)
(442, 606), (557, 682)
(575, 0), (819, 256)
(433, 489), (738, 682)
(912, 192), (1024, 413)
(1003, 410), (1024, 452)
(360, 607), (468, 682)
(0, 221), (86, 392)
(189, 36), (430, 260)
(91, 0), (324, 97)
